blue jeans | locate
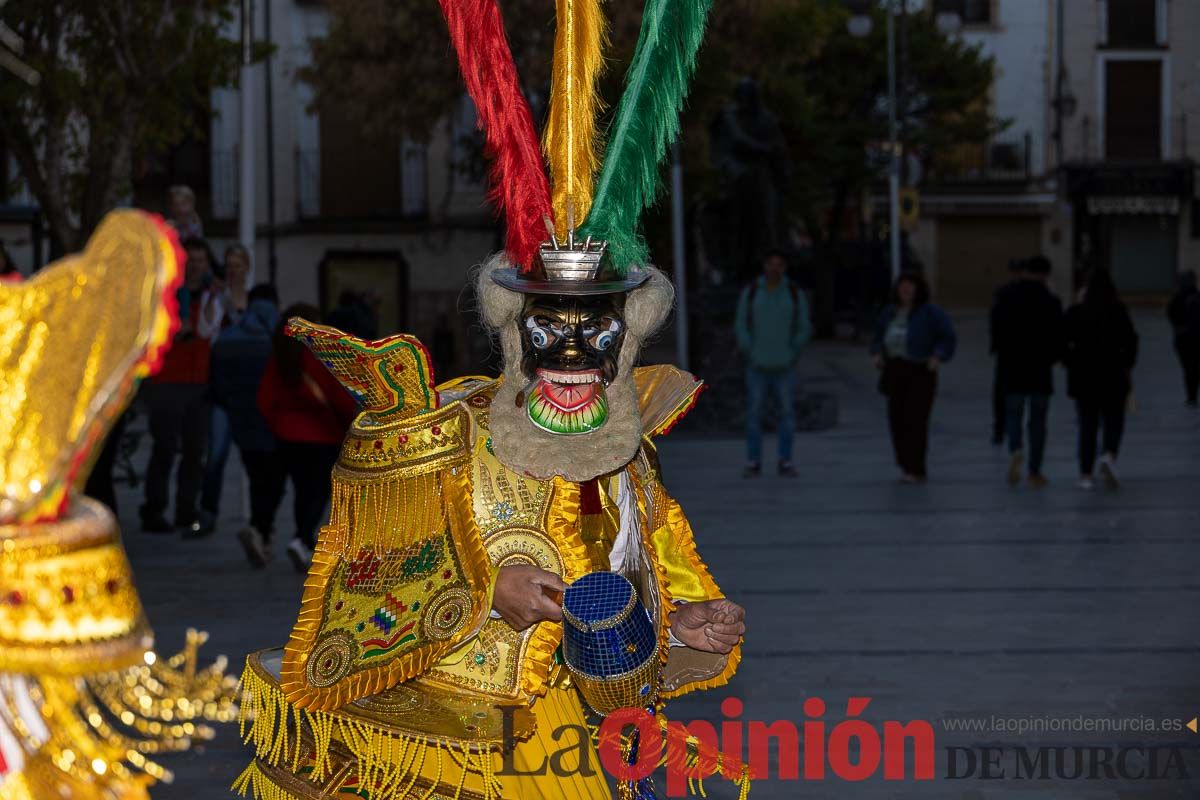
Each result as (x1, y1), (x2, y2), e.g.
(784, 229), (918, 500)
(1005, 393), (1050, 475)
(745, 366), (796, 464)
(200, 404), (232, 519)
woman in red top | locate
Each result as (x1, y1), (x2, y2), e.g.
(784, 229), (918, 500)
(256, 303), (358, 571)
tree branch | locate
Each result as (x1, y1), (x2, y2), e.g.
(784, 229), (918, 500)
(158, 0), (204, 78)
(0, 110), (77, 251)
(95, 4), (137, 80)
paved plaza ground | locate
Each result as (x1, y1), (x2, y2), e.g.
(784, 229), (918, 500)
(120, 310), (1200, 799)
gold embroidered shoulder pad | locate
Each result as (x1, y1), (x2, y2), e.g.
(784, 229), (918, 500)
(279, 325), (491, 711)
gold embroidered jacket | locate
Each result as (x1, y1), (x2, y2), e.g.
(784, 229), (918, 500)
(245, 320), (739, 755)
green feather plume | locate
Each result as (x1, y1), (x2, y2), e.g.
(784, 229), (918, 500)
(579, 0), (713, 273)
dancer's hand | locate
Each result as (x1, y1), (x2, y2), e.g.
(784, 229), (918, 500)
(492, 565), (566, 631)
(670, 599), (746, 654)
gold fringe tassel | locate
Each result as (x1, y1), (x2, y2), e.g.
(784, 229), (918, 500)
(327, 471), (448, 557)
(238, 661), (503, 799)
(231, 761), (305, 800)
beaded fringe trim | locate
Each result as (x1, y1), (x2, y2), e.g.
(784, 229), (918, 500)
(231, 762), (305, 800)
(240, 661), (748, 800)
(238, 663), (502, 800)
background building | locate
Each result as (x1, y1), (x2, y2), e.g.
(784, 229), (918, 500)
(142, 0), (498, 375)
(1061, 0), (1198, 298)
(907, 0), (1195, 305)
(4, 0), (1194, 316)
(908, 0), (1063, 305)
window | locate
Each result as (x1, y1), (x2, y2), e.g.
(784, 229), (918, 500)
(316, 98), (405, 220)
(1104, 60), (1161, 160)
(935, 0), (991, 25)
(1106, 0), (1158, 48)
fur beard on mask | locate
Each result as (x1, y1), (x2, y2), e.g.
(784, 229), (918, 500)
(475, 253), (674, 482)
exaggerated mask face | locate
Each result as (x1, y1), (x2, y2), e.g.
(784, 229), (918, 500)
(519, 293), (626, 435)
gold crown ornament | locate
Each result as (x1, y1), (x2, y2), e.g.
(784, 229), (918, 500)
(0, 211), (236, 800)
(490, 210), (650, 296)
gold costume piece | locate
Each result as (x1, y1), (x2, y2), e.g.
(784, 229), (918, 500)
(235, 323), (738, 800)
(0, 211), (236, 800)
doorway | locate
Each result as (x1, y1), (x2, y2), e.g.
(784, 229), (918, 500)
(1104, 215), (1177, 296)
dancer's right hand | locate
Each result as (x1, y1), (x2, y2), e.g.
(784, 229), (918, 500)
(492, 565), (567, 631)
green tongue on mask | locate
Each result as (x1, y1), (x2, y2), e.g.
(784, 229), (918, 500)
(526, 378), (609, 435)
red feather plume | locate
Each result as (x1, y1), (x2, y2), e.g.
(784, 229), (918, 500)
(438, 0), (552, 272)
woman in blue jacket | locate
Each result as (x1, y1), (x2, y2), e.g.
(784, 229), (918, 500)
(870, 272), (957, 482)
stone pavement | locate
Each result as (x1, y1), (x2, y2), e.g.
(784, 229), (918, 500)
(117, 310), (1200, 799)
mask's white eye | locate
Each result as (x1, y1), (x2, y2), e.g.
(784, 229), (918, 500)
(594, 330), (615, 351)
(529, 327), (552, 349)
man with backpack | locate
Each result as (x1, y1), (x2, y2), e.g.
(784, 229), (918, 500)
(735, 250), (813, 477)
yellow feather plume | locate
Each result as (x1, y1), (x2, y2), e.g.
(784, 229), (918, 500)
(544, 0), (607, 236)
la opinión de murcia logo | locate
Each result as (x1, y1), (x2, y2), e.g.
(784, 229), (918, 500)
(499, 696), (937, 793)
(495, 697), (1193, 793)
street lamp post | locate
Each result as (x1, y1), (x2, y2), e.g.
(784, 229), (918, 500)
(849, 1), (960, 282)
(885, 6), (900, 281)
(847, 1), (903, 281)
(1051, 0), (1077, 173)
(239, 0), (256, 274)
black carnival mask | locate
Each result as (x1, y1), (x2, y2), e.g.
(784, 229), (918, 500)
(518, 293), (626, 435)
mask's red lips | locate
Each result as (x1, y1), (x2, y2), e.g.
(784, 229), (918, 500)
(535, 368), (603, 412)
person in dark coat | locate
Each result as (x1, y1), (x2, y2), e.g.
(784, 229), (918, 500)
(991, 255), (1064, 488)
(870, 272), (957, 483)
(989, 259), (1027, 444)
(1166, 270), (1200, 407)
(208, 286), (285, 566)
(1065, 270), (1138, 490)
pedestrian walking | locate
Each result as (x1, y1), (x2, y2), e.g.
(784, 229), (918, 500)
(257, 304), (359, 572)
(208, 286), (285, 566)
(734, 251), (813, 478)
(196, 244), (253, 535)
(991, 255), (1064, 488)
(1166, 270), (1200, 407)
(1065, 270), (1138, 490)
(870, 271), (957, 483)
(140, 237), (216, 533)
(989, 259), (1026, 444)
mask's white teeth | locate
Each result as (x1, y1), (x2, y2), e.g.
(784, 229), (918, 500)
(536, 368), (601, 385)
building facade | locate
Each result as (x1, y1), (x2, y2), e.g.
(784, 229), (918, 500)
(911, 0), (1064, 306)
(200, 0), (497, 374)
(1060, 0), (1198, 297)
(910, 0), (1196, 306)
